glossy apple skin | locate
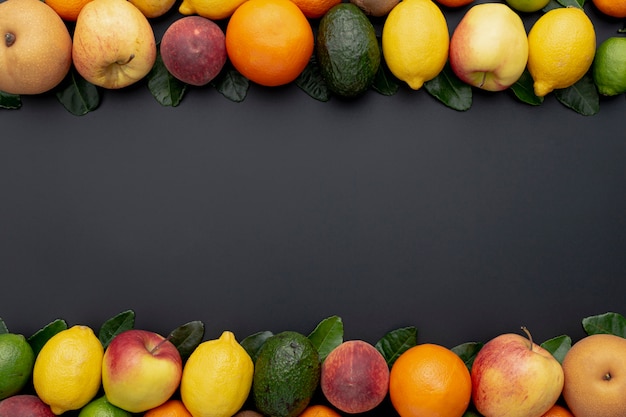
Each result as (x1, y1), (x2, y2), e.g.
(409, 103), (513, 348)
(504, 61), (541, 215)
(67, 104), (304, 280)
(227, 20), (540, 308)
(449, 3), (528, 91)
(471, 333), (564, 417)
(0, 394), (55, 417)
(72, 0), (157, 89)
(321, 340), (390, 414)
(160, 16), (227, 86)
(102, 329), (183, 413)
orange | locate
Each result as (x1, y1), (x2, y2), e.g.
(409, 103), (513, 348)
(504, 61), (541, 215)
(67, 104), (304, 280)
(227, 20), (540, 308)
(45, 0), (93, 21)
(298, 405), (342, 417)
(225, 0), (314, 87)
(289, 0), (341, 18)
(591, 0), (626, 18)
(434, 0), (474, 7)
(144, 400), (193, 417)
(540, 404), (574, 417)
(389, 343), (472, 417)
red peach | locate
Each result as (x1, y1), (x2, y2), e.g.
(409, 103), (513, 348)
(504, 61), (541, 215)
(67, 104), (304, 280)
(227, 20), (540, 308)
(0, 395), (55, 417)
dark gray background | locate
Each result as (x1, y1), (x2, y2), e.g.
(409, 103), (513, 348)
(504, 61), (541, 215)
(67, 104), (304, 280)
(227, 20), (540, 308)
(1, 0), (624, 363)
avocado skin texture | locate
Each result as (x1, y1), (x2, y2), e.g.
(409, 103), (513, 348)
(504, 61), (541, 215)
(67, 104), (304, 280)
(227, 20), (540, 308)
(316, 3), (381, 98)
(252, 331), (321, 417)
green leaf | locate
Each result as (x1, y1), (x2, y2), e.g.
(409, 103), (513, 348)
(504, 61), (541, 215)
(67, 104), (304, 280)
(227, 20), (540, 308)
(167, 321), (205, 362)
(212, 64), (249, 102)
(296, 54), (330, 102)
(27, 319), (68, 357)
(582, 312), (626, 337)
(98, 310), (136, 348)
(510, 69), (544, 106)
(240, 331), (273, 363)
(55, 69), (100, 116)
(147, 50), (187, 107)
(540, 335), (571, 364)
(0, 319), (8, 334)
(308, 316), (344, 362)
(554, 74), (599, 116)
(451, 341), (484, 373)
(424, 62), (472, 111)
(0, 91), (21, 109)
(375, 326), (417, 368)
(372, 57), (399, 96)
(556, 0), (584, 8)
(543, 0), (562, 11)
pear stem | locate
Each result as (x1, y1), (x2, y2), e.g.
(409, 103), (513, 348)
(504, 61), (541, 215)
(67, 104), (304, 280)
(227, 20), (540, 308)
(521, 326), (533, 351)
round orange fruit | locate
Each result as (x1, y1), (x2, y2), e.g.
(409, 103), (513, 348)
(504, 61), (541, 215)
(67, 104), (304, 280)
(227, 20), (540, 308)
(389, 343), (471, 417)
(144, 399), (193, 417)
(225, 0), (314, 87)
(290, 0), (341, 18)
(540, 404), (574, 417)
(45, 0), (93, 21)
(591, 0), (626, 18)
(298, 404), (342, 417)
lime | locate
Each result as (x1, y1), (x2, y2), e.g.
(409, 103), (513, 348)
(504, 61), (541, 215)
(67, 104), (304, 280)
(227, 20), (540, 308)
(593, 37), (626, 96)
(78, 396), (132, 417)
(505, 0), (550, 13)
(0, 333), (35, 400)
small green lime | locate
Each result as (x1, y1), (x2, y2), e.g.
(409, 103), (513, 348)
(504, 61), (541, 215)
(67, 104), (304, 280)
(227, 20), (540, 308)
(505, 0), (550, 12)
(0, 333), (35, 400)
(78, 396), (132, 417)
(593, 37), (626, 96)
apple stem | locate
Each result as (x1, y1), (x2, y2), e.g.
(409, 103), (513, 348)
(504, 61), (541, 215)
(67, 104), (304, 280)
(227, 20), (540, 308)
(4, 32), (15, 47)
(520, 326), (533, 351)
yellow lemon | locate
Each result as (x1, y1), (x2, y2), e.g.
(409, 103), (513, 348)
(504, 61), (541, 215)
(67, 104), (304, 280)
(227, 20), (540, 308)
(527, 6), (596, 97)
(181, 331), (254, 417)
(33, 325), (104, 415)
(382, 0), (449, 90)
(179, 0), (247, 20)
(129, 0), (177, 18)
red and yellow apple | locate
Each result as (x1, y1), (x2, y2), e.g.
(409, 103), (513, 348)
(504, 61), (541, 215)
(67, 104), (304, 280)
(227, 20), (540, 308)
(449, 3), (528, 91)
(160, 16), (227, 86)
(102, 329), (182, 413)
(72, 0), (157, 89)
(471, 328), (564, 417)
(321, 340), (389, 414)
(0, 0), (72, 95)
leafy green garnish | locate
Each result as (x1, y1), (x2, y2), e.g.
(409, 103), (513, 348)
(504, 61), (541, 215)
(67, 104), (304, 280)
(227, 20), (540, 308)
(296, 55), (330, 102)
(147, 49), (187, 107)
(451, 341), (484, 373)
(582, 312), (626, 337)
(554, 74), (599, 116)
(540, 335), (571, 364)
(510, 69), (544, 106)
(98, 310), (136, 348)
(212, 64), (250, 102)
(55, 69), (100, 116)
(167, 321), (205, 362)
(28, 319), (68, 357)
(308, 315), (343, 362)
(0, 319), (8, 334)
(240, 330), (273, 362)
(0, 90), (21, 109)
(375, 326), (417, 368)
(424, 63), (472, 111)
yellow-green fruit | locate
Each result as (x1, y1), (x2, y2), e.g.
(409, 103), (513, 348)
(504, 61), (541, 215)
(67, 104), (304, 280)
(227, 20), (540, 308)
(178, 0), (247, 20)
(33, 325), (104, 415)
(382, 0), (449, 90)
(0, 333), (35, 400)
(78, 395), (132, 417)
(181, 331), (253, 417)
(593, 37), (626, 96)
(527, 6), (596, 97)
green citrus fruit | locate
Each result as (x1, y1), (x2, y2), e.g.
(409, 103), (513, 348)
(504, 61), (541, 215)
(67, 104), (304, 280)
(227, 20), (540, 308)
(78, 395), (133, 417)
(0, 333), (36, 400)
(593, 37), (626, 96)
(505, 0), (550, 13)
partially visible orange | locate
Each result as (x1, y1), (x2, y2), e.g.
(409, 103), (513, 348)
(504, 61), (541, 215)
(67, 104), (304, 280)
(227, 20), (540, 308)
(298, 404), (342, 417)
(225, 0), (314, 87)
(290, 0), (341, 18)
(591, 0), (626, 18)
(540, 404), (575, 417)
(45, 0), (93, 21)
(389, 343), (472, 417)
(434, 0), (474, 8)
(144, 400), (193, 417)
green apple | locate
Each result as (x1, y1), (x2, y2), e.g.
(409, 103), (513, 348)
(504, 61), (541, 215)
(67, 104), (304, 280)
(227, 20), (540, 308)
(505, 0), (550, 13)
(102, 329), (182, 413)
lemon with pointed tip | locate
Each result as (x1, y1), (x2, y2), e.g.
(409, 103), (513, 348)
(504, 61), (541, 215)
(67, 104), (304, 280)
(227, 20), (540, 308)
(33, 325), (104, 415)
(178, 0), (247, 20)
(181, 331), (253, 417)
(382, 0), (449, 90)
(129, 0), (177, 18)
(527, 6), (596, 97)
